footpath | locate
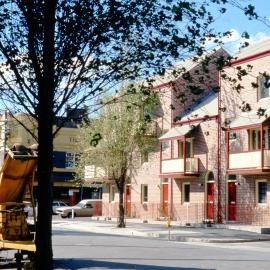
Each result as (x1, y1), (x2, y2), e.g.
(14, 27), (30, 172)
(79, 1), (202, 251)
(52, 217), (270, 243)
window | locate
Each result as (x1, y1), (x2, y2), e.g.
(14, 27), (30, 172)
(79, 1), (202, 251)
(65, 152), (78, 168)
(256, 180), (267, 204)
(182, 182), (190, 204)
(178, 140), (184, 158)
(258, 74), (269, 100)
(85, 203), (93, 208)
(162, 178), (169, 183)
(229, 132), (238, 140)
(141, 184), (148, 203)
(177, 139), (194, 158)
(228, 174), (237, 181)
(109, 185), (117, 202)
(249, 127), (270, 151)
(186, 138), (194, 158)
(141, 151), (149, 164)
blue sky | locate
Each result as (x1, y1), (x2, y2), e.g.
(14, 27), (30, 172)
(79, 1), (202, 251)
(209, 1), (270, 54)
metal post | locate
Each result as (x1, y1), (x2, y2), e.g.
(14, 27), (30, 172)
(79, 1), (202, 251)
(261, 124), (264, 169)
(217, 71), (222, 224)
(183, 137), (186, 174)
(160, 142), (163, 174)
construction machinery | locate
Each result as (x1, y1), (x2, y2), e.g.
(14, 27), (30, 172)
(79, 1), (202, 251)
(0, 145), (37, 269)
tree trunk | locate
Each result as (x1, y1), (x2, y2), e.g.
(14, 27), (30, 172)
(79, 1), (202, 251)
(35, 1), (56, 269)
(117, 177), (126, 228)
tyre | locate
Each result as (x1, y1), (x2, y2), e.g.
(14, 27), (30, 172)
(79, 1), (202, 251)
(67, 212), (75, 218)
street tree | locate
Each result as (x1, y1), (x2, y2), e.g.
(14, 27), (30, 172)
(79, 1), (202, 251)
(77, 88), (159, 228)
(0, 0), (262, 268)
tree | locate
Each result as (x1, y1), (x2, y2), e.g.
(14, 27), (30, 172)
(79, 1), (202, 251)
(0, 0), (262, 268)
(77, 88), (159, 227)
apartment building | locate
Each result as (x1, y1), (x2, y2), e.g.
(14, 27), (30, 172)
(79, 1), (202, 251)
(102, 48), (229, 223)
(221, 39), (270, 225)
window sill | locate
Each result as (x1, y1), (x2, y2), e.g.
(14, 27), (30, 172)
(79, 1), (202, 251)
(256, 203), (268, 206)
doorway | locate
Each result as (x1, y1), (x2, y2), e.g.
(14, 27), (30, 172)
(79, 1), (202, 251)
(125, 185), (131, 217)
(161, 182), (169, 217)
(207, 182), (215, 220)
(228, 182), (237, 221)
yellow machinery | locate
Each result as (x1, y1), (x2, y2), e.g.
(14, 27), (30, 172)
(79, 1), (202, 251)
(0, 147), (37, 269)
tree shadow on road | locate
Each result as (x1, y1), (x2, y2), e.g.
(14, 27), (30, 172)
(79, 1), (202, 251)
(54, 259), (214, 270)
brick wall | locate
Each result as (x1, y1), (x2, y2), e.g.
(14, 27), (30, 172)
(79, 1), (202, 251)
(102, 49), (228, 223)
(220, 53), (270, 225)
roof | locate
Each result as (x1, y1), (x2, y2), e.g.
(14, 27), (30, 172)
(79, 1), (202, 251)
(152, 48), (227, 87)
(234, 39), (270, 60)
(228, 108), (270, 129)
(159, 124), (199, 141)
(177, 91), (218, 122)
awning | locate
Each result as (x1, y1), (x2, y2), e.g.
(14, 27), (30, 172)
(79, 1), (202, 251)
(228, 109), (270, 129)
(159, 124), (199, 141)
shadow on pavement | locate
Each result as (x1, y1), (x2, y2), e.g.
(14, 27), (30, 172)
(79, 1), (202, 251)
(54, 259), (214, 270)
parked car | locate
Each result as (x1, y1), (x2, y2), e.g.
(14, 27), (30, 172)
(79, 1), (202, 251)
(52, 201), (68, 214)
(55, 199), (101, 218)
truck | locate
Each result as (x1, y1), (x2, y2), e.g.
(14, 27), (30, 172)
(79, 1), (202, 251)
(0, 145), (37, 270)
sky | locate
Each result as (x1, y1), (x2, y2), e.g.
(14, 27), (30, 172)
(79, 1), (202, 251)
(209, 0), (270, 54)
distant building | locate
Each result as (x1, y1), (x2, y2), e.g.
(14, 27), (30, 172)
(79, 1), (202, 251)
(0, 107), (101, 205)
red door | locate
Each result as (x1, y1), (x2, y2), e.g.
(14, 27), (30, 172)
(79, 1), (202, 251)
(228, 182), (236, 221)
(162, 184), (169, 217)
(207, 183), (215, 220)
(125, 185), (131, 217)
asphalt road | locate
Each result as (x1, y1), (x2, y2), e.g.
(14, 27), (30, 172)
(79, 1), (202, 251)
(53, 229), (270, 270)
(1, 217), (270, 269)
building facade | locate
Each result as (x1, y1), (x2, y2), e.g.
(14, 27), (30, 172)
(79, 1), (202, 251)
(220, 39), (270, 225)
(102, 48), (229, 223)
(0, 107), (101, 205)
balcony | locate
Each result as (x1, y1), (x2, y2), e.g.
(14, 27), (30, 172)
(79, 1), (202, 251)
(228, 150), (270, 173)
(161, 157), (199, 176)
(226, 109), (270, 174)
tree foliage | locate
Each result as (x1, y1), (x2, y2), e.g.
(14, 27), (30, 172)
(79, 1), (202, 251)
(0, 0), (265, 268)
(77, 87), (159, 227)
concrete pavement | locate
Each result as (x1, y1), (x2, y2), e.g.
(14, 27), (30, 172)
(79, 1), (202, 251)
(52, 217), (270, 243)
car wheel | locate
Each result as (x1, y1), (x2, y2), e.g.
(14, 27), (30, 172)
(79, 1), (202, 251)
(61, 214), (67, 218)
(67, 213), (76, 218)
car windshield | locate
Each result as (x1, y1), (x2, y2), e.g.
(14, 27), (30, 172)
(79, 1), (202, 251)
(76, 202), (85, 208)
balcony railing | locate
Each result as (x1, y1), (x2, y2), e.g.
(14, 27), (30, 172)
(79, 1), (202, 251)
(161, 157), (199, 174)
(229, 149), (270, 170)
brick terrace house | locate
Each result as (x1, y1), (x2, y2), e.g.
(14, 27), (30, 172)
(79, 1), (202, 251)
(102, 48), (229, 223)
(221, 39), (270, 225)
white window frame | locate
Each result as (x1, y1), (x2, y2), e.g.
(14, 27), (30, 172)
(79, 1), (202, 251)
(186, 138), (194, 158)
(256, 179), (267, 205)
(65, 152), (77, 169)
(141, 184), (148, 203)
(258, 74), (269, 100)
(249, 127), (270, 151)
(177, 138), (194, 158)
(182, 182), (190, 204)
(109, 185), (117, 203)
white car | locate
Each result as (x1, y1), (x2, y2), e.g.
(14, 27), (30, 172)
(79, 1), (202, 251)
(55, 199), (95, 218)
(52, 201), (68, 214)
